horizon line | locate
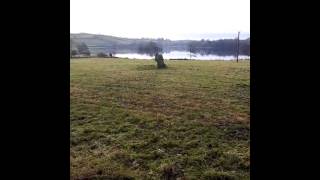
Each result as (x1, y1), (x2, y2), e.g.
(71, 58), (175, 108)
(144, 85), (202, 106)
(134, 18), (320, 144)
(70, 32), (250, 41)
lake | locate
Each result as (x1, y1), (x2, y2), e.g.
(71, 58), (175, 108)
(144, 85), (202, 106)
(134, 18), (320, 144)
(115, 51), (250, 60)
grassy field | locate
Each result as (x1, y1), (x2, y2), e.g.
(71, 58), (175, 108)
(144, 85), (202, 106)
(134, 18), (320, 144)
(70, 58), (250, 180)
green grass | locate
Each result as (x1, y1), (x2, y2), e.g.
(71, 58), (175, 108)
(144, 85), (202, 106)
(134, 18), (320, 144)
(70, 58), (250, 180)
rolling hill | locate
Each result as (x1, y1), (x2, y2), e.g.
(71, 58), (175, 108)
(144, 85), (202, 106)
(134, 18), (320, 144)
(70, 33), (250, 55)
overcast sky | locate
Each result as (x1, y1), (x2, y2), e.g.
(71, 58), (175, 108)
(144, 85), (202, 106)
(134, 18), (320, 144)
(70, 0), (250, 40)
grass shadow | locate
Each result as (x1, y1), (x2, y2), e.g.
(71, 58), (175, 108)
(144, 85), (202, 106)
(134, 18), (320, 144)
(136, 65), (157, 71)
(136, 65), (176, 71)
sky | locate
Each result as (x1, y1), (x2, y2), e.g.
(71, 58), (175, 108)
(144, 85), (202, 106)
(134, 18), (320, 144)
(70, 0), (250, 40)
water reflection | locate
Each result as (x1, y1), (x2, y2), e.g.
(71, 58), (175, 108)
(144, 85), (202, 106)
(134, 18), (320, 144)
(115, 51), (250, 60)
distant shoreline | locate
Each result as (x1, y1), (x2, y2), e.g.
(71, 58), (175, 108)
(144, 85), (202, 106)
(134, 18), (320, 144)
(70, 32), (250, 41)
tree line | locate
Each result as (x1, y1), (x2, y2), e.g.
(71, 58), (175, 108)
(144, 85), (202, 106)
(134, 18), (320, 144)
(188, 38), (250, 56)
(70, 38), (250, 57)
(71, 33), (250, 56)
(136, 38), (250, 56)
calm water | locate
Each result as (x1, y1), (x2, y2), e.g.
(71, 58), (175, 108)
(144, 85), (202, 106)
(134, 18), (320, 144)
(115, 51), (250, 60)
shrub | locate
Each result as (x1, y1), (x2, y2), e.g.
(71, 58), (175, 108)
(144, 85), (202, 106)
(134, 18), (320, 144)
(71, 50), (78, 56)
(97, 52), (107, 58)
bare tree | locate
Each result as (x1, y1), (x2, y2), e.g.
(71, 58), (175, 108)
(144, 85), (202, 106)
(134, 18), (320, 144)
(77, 43), (91, 56)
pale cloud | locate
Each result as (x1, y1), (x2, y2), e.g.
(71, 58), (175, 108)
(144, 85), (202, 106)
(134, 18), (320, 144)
(70, 0), (250, 39)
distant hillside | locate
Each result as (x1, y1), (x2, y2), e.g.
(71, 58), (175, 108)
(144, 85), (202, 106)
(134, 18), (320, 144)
(70, 33), (250, 55)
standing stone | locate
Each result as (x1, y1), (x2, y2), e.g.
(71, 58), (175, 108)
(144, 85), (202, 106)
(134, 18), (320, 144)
(155, 53), (166, 69)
